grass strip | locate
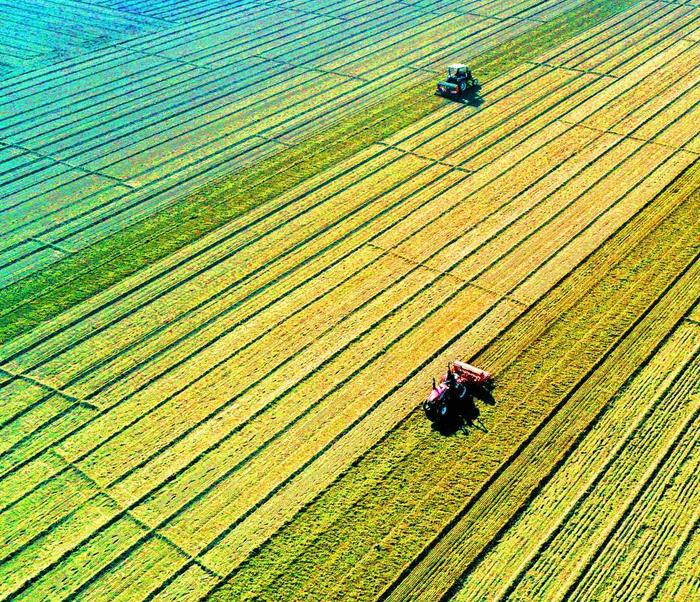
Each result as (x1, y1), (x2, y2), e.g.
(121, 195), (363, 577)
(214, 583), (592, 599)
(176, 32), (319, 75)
(0, 0), (638, 344)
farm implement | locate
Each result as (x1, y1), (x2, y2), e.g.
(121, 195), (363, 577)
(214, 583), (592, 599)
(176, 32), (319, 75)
(436, 64), (479, 98)
(424, 361), (494, 424)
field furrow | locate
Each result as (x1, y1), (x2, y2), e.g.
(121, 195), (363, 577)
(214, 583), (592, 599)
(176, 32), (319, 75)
(651, 518), (700, 602)
(453, 321), (700, 601)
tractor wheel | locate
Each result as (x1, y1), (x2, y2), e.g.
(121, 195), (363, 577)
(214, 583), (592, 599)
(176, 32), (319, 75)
(424, 400), (439, 422)
(459, 80), (467, 93)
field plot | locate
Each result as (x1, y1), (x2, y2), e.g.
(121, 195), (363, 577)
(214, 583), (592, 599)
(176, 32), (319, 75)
(0, 0), (585, 287)
(0, 0), (162, 74)
(1, 1), (700, 602)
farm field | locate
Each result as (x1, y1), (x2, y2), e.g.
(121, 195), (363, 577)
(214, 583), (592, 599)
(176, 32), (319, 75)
(0, 1), (699, 601)
(0, 0), (595, 288)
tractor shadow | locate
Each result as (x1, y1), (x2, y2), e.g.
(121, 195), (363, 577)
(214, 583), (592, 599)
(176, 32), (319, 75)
(431, 392), (491, 437)
(473, 385), (496, 405)
(459, 86), (484, 108)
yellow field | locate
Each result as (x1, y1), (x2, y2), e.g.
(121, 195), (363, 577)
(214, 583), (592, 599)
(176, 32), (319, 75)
(0, 1), (699, 600)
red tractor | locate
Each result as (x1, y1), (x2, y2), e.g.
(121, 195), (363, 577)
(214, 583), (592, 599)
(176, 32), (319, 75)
(424, 361), (494, 423)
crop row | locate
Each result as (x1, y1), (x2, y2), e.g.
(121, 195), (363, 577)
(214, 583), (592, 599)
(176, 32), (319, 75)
(652, 518), (700, 601)
(0, 66), (538, 396)
(4, 18), (656, 380)
(454, 320), (700, 600)
(0, 63), (608, 394)
(2, 9), (697, 598)
(537, 1), (700, 77)
(189, 141), (696, 576)
(0, 71), (688, 596)
(50, 123), (612, 482)
(566, 412), (700, 601)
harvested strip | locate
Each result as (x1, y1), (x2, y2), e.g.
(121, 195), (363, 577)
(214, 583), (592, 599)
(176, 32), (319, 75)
(0, 467), (97, 562)
(0, 403), (95, 476)
(651, 519), (700, 602)
(59, 162), (454, 401)
(569, 428), (700, 601)
(71, 536), (190, 602)
(0, 493), (121, 600)
(0, 377), (51, 426)
(563, 38), (694, 124)
(11, 515), (148, 602)
(0, 451), (67, 511)
(454, 321), (700, 601)
(148, 564), (218, 602)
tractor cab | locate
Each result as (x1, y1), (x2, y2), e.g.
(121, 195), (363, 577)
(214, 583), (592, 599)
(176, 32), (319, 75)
(437, 63), (479, 98)
(447, 64), (469, 79)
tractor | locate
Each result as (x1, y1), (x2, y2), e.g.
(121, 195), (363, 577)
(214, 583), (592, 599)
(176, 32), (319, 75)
(424, 361), (494, 424)
(436, 64), (479, 98)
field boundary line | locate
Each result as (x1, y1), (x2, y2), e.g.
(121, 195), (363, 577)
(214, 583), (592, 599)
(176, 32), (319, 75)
(27, 238), (74, 255)
(254, 55), (369, 82)
(374, 141), (475, 172)
(0, 142), (136, 188)
(0, 368), (87, 407)
(53, 449), (225, 580)
(526, 60), (618, 78)
(0, 453), (223, 601)
(117, 46), (216, 71)
(367, 242), (529, 309)
(560, 120), (700, 153)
